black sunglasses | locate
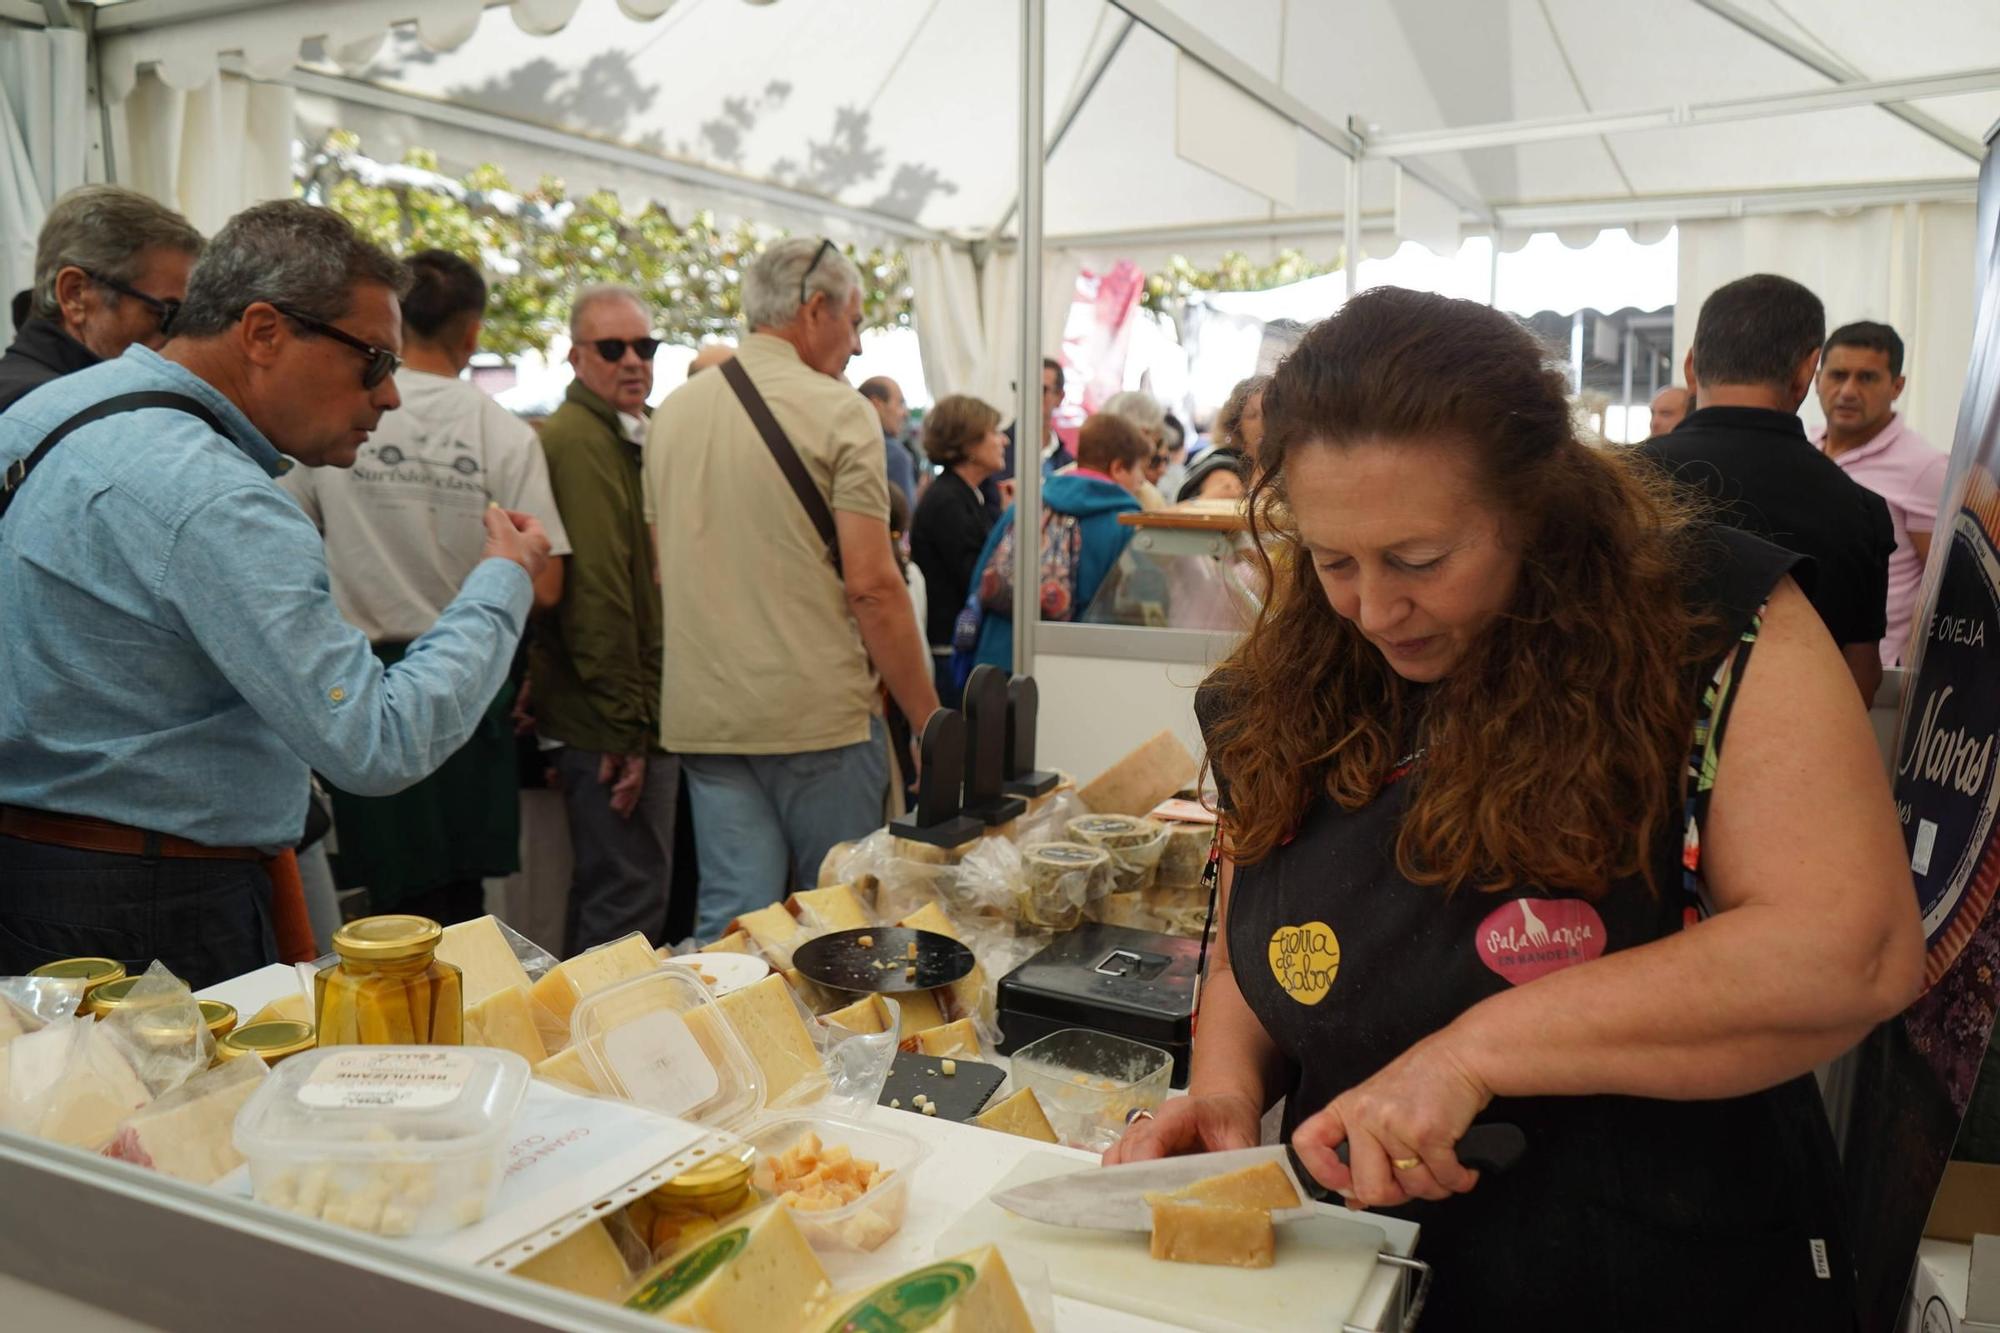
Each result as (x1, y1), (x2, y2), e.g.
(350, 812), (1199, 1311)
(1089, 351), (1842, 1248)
(82, 268), (180, 334)
(799, 237), (837, 309)
(270, 303), (401, 389)
(587, 336), (661, 363)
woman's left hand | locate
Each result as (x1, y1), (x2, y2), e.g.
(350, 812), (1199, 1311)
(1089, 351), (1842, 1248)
(1291, 1034), (1494, 1210)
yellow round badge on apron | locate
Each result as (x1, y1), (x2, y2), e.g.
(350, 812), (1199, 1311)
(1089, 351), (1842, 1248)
(1267, 920), (1340, 1004)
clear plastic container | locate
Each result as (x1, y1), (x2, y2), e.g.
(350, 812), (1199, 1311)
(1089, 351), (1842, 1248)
(1010, 1028), (1174, 1151)
(569, 966), (764, 1130)
(233, 1045), (529, 1236)
(741, 1113), (927, 1253)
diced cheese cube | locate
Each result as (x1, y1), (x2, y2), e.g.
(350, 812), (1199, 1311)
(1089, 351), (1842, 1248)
(625, 1203), (828, 1331)
(464, 984), (549, 1066)
(1166, 1160), (1301, 1210)
(512, 1220), (630, 1302)
(904, 1019), (980, 1059)
(686, 975), (822, 1105)
(788, 884), (871, 933)
(970, 1088), (1057, 1143)
(1147, 1199), (1275, 1268)
(435, 915), (536, 1005)
(529, 933), (659, 1027)
(699, 931), (753, 955)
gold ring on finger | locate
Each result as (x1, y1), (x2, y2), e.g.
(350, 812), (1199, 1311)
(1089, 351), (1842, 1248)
(1391, 1156), (1423, 1171)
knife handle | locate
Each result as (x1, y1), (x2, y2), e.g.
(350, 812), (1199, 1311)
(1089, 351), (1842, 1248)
(1290, 1122), (1528, 1196)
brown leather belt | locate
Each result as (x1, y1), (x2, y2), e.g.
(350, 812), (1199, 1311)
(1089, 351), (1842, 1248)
(0, 806), (264, 862)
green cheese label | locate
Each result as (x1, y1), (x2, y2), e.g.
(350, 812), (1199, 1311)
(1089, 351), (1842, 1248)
(622, 1227), (749, 1313)
(821, 1261), (977, 1332)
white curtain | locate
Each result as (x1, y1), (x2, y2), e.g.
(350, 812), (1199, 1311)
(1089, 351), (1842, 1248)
(1675, 204), (1978, 449)
(115, 70), (296, 237)
(908, 239), (1080, 419)
(0, 27), (89, 313)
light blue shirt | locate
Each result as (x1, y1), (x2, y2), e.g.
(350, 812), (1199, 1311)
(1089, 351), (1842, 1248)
(0, 346), (533, 848)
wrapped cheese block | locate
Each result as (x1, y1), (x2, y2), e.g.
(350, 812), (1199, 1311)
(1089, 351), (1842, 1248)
(39, 1022), (152, 1150)
(1156, 821), (1214, 891)
(1068, 814), (1169, 895)
(624, 1203), (830, 1330)
(105, 1056), (265, 1184)
(1018, 842), (1109, 930)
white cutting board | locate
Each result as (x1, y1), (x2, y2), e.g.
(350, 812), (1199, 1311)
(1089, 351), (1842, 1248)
(935, 1153), (1387, 1332)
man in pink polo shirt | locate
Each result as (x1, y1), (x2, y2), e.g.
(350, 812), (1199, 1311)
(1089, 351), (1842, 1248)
(1810, 321), (1951, 666)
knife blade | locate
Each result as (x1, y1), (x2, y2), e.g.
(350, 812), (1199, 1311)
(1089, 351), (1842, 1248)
(990, 1124), (1528, 1230)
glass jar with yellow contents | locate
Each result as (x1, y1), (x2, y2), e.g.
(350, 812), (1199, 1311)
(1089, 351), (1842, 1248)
(628, 1143), (759, 1260)
(316, 916), (463, 1046)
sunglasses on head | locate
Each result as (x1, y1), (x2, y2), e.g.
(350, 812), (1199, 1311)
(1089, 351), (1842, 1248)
(82, 268), (180, 335)
(799, 237), (837, 309)
(270, 303), (401, 389)
(587, 336), (661, 363)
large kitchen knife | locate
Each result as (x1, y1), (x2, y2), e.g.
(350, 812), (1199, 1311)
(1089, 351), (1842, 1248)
(991, 1124), (1527, 1231)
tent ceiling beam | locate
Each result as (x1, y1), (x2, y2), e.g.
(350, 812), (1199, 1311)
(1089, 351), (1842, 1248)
(1041, 211), (1399, 252)
(0, 0), (49, 24)
(89, 0), (297, 35)
(1362, 63), (2000, 158)
(266, 62), (957, 245)
(1106, 0), (1494, 224)
(989, 13), (1135, 241)
(1492, 176), (1976, 229)
(1691, 0), (1983, 162)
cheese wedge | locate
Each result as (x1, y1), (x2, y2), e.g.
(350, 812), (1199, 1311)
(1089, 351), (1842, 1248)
(533, 1044), (595, 1094)
(1166, 1160), (1300, 1210)
(699, 931), (753, 955)
(435, 915), (535, 1005)
(894, 905), (989, 1026)
(530, 933), (659, 1027)
(822, 994), (891, 1035)
(733, 904), (802, 964)
(249, 991), (311, 1028)
(896, 902), (959, 941)
(903, 1018), (981, 1059)
(513, 1220), (630, 1302)
(465, 984), (549, 1066)
(969, 1087), (1058, 1143)
(624, 1203), (828, 1330)
(687, 975), (822, 1105)
(1080, 729), (1198, 816)
(788, 884), (870, 933)
(778, 968), (845, 1016)
(104, 1059), (264, 1184)
(1148, 1198), (1274, 1268)
(889, 988), (947, 1033)
(821, 1245), (1034, 1333)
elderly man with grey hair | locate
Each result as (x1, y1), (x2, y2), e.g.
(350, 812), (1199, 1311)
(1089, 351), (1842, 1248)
(531, 282), (679, 952)
(645, 236), (940, 940)
(0, 199), (550, 988)
(0, 184), (204, 413)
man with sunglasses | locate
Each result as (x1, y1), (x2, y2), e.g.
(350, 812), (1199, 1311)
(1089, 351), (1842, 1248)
(0, 201), (551, 989)
(0, 184), (203, 413)
(530, 284), (679, 953)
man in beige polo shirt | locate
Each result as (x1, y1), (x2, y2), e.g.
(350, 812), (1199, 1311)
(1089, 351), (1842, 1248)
(645, 237), (939, 939)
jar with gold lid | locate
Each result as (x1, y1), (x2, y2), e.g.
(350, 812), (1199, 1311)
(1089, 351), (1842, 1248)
(630, 1142), (759, 1258)
(29, 957), (126, 1007)
(315, 915), (463, 1046)
(217, 1019), (316, 1066)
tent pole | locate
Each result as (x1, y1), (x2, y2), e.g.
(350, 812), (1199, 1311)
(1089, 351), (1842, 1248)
(1622, 326), (1636, 441)
(1570, 312), (1584, 395)
(1013, 0), (1045, 679)
(1487, 237), (1500, 307)
(1344, 156), (1360, 300)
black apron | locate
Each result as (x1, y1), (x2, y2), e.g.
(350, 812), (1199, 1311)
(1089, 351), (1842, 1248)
(1213, 527), (1857, 1332)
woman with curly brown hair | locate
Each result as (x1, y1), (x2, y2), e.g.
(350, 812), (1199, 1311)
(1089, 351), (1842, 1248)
(1107, 288), (1922, 1330)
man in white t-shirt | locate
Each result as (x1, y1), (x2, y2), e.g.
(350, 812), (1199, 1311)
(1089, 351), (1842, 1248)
(282, 250), (571, 924)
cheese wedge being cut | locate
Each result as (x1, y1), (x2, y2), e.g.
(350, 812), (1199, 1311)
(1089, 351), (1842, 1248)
(624, 1202), (828, 1331)
(732, 904), (802, 964)
(104, 1059), (264, 1184)
(969, 1087), (1058, 1143)
(788, 884), (870, 933)
(1147, 1198), (1275, 1268)
(903, 1019), (981, 1059)
(465, 984), (549, 1066)
(894, 905), (989, 1026)
(248, 991), (310, 1028)
(1165, 1160), (1300, 1210)
(513, 1220), (630, 1302)
(822, 994), (890, 1035)
(1080, 729), (1198, 816)
(699, 931), (753, 955)
(40, 1024), (151, 1150)
(686, 975), (822, 1105)
(530, 932), (659, 1027)
(436, 915), (536, 1005)
(819, 1245), (1034, 1333)
(533, 1044), (595, 1094)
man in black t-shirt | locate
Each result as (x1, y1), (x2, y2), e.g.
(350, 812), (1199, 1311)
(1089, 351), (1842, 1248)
(1639, 274), (1894, 704)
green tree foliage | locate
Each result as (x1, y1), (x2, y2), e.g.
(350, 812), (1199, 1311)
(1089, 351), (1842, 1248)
(298, 130), (914, 358)
(1141, 248), (1342, 315)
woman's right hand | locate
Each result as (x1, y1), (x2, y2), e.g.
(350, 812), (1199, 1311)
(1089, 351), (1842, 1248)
(1102, 1092), (1261, 1165)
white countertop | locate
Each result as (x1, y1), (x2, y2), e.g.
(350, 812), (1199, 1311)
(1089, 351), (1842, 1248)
(201, 964), (1418, 1331)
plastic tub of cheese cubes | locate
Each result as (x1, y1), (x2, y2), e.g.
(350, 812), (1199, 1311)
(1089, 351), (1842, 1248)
(1010, 1028), (1173, 1152)
(233, 1045), (530, 1237)
(740, 1113), (928, 1253)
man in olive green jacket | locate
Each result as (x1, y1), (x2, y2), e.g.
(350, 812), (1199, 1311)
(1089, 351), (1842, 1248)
(531, 285), (675, 952)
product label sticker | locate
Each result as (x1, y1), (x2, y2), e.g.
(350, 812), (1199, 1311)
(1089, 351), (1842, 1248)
(298, 1049), (474, 1110)
(1267, 921), (1341, 1005)
(624, 1227), (748, 1313)
(602, 1009), (721, 1114)
(1475, 898), (1607, 985)
(823, 1261), (977, 1331)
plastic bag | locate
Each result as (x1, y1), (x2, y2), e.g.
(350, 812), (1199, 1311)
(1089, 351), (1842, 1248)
(942, 836), (1026, 921)
(1010, 784), (1088, 851)
(0, 975), (86, 1034)
(1067, 814), (1170, 894)
(1014, 842), (1111, 930)
(1, 1017), (155, 1150)
(102, 961), (213, 1095)
(766, 988), (900, 1118)
(104, 1053), (268, 1183)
